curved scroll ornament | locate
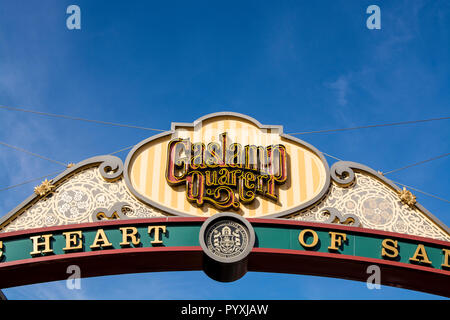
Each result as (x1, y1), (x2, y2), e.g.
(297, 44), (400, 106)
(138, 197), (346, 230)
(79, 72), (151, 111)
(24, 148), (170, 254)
(0, 156), (165, 233)
(321, 207), (361, 227)
(92, 202), (131, 220)
(99, 157), (124, 182)
(330, 162), (356, 188)
(288, 161), (450, 241)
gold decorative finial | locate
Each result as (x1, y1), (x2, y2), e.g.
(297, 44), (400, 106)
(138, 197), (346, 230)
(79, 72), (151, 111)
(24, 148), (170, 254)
(397, 187), (416, 207)
(377, 171), (384, 176)
(34, 179), (55, 197)
(67, 163), (75, 168)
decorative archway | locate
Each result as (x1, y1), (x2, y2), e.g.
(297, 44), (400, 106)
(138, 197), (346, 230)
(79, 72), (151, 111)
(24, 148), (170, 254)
(1, 113), (448, 296)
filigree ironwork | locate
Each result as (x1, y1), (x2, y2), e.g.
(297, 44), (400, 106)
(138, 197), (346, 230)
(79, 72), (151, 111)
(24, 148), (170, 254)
(1, 166), (164, 232)
(289, 172), (450, 241)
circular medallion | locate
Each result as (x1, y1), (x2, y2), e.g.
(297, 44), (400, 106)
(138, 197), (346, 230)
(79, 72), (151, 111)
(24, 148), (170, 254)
(55, 189), (92, 222)
(205, 219), (249, 259)
(199, 213), (255, 264)
(360, 196), (394, 226)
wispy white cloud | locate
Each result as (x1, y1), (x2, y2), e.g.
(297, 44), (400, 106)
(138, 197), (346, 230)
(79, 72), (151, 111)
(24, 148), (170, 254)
(326, 75), (349, 107)
(4, 280), (90, 300)
(0, 65), (63, 215)
(0, 4), (71, 215)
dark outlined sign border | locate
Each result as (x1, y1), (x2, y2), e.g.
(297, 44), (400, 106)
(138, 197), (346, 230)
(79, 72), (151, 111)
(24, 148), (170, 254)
(123, 112), (331, 218)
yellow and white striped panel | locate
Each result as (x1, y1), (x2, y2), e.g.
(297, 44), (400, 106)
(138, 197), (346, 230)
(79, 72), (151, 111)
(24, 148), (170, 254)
(128, 115), (327, 218)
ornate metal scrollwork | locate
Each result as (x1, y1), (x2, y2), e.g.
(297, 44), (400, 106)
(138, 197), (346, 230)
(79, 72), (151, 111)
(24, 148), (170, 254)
(320, 207), (361, 227)
(92, 202), (131, 221)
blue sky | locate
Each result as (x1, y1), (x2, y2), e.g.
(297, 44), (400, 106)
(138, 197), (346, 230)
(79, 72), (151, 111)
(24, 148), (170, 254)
(0, 0), (449, 299)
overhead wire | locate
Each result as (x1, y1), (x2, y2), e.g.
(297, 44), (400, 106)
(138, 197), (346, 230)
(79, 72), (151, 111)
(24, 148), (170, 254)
(0, 105), (165, 132)
(383, 152), (450, 175)
(1, 144), (449, 204)
(109, 145), (134, 155)
(0, 143), (135, 193)
(0, 141), (68, 167)
(0, 105), (449, 204)
(0, 170), (64, 193)
(1, 105), (448, 135)
(288, 116), (450, 135)
(389, 180), (450, 204)
(321, 151), (450, 204)
(322, 152), (343, 162)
